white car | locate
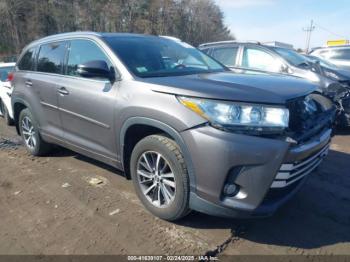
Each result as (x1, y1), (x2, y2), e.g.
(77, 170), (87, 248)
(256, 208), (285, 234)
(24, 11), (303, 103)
(0, 62), (16, 125)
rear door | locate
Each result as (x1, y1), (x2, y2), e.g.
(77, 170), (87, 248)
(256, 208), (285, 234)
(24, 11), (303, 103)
(32, 41), (68, 140)
(58, 39), (118, 161)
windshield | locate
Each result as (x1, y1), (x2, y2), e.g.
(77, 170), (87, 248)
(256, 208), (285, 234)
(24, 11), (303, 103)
(271, 47), (308, 67)
(0, 66), (14, 82)
(104, 36), (225, 77)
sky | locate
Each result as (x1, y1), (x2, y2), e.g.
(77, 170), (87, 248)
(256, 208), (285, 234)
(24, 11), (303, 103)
(214, 0), (350, 49)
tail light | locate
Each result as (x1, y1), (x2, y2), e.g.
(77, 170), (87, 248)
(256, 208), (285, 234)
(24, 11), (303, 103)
(7, 72), (14, 82)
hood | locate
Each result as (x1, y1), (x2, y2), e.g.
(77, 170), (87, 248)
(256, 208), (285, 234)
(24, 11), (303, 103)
(139, 71), (317, 104)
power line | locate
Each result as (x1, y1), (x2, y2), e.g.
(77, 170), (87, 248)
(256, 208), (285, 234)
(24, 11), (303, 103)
(313, 22), (348, 39)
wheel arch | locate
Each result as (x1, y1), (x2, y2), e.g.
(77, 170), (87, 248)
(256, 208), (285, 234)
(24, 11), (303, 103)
(120, 117), (196, 190)
(12, 98), (30, 135)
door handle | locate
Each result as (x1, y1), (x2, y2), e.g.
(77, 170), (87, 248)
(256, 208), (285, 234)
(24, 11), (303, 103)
(58, 87), (69, 96)
(25, 80), (32, 87)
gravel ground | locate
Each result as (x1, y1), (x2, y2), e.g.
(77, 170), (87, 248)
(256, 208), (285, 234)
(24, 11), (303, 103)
(0, 118), (349, 257)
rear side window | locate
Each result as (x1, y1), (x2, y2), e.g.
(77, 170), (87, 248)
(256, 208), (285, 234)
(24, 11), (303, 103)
(200, 48), (211, 55)
(242, 47), (282, 72)
(211, 46), (239, 67)
(37, 42), (67, 74)
(66, 39), (112, 77)
(317, 48), (350, 60)
(328, 49), (350, 60)
(18, 48), (35, 71)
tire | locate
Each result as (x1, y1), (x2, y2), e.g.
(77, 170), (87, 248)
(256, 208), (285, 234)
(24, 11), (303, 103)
(130, 135), (190, 221)
(19, 108), (52, 156)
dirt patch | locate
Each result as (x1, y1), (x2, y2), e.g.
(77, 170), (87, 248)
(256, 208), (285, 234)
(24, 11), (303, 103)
(0, 118), (349, 256)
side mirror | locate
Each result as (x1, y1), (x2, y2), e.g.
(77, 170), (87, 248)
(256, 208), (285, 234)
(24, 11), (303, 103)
(77, 60), (115, 81)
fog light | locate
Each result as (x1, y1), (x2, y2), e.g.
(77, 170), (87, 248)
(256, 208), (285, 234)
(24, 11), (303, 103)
(223, 183), (239, 197)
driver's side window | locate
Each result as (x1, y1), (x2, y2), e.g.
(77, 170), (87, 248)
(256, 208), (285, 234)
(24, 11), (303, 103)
(242, 47), (282, 72)
(66, 39), (112, 77)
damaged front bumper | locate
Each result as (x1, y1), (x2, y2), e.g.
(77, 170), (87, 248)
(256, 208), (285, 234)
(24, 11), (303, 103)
(183, 93), (336, 218)
(323, 82), (350, 126)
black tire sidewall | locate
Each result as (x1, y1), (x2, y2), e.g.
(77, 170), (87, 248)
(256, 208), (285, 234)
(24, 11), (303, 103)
(130, 136), (189, 221)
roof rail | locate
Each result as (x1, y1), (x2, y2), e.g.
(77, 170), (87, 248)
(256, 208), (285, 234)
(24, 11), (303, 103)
(199, 40), (261, 47)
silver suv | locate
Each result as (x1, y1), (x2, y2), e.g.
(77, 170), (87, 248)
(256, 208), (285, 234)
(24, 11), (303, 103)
(12, 32), (335, 220)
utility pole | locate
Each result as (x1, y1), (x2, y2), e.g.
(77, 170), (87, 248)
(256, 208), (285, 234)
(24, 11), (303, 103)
(303, 20), (315, 53)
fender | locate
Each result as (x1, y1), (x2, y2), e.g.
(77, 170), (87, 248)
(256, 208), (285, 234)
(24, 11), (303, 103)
(120, 117), (197, 191)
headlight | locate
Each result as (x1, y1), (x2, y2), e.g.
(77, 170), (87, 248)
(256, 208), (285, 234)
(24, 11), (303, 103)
(178, 96), (289, 131)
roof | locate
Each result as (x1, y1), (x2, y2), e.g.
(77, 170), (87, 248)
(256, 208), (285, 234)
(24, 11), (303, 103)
(198, 40), (261, 48)
(32, 31), (159, 42)
(26, 31), (165, 50)
(310, 45), (350, 52)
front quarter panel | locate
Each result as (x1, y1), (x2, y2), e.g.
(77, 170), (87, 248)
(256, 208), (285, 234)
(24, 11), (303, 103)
(116, 80), (208, 187)
(115, 80), (207, 134)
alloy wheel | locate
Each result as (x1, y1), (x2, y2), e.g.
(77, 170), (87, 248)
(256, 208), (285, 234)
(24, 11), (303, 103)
(21, 116), (36, 149)
(137, 151), (176, 208)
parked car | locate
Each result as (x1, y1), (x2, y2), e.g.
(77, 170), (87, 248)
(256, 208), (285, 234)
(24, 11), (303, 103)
(199, 41), (350, 126)
(309, 45), (350, 71)
(12, 32), (335, 220)
(0, 62), (15, 125)
(304, 55), (350, 126)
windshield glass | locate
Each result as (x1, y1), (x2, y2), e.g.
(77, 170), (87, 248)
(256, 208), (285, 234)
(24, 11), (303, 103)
(0, 66), (14, 81)
(271, 47), (308, 66)
(104, 36), (225, 77)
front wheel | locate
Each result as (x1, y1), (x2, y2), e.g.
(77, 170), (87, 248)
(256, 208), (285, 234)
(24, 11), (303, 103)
(130, 135), (190, 221)
(19, 108), (52, 156)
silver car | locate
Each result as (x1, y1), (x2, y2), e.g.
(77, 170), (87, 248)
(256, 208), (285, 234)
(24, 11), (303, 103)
(310, 45), (350, 71)
(11, 32), (335, 220)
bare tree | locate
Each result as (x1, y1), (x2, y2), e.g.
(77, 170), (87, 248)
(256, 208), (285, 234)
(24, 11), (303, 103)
(0, 0), (234, 58)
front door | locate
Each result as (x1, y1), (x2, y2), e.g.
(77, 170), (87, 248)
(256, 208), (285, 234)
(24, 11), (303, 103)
(58, 39), (118, 162)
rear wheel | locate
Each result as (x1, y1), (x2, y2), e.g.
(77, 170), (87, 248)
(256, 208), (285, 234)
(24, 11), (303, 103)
(19, 108), (52, 156)
(130, 135), (190, 221)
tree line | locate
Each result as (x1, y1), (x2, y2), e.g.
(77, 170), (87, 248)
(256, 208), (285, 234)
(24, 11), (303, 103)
(0, 0), (233, 58)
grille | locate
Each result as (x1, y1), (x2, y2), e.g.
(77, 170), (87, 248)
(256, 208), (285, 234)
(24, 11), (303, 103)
(271, 144), (329, 188)
(287, 94), (335, 143)
(262, 179), (302, 204)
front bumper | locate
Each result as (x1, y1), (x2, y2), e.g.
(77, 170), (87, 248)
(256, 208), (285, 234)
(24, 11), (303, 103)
(181, 126), (332, 218)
